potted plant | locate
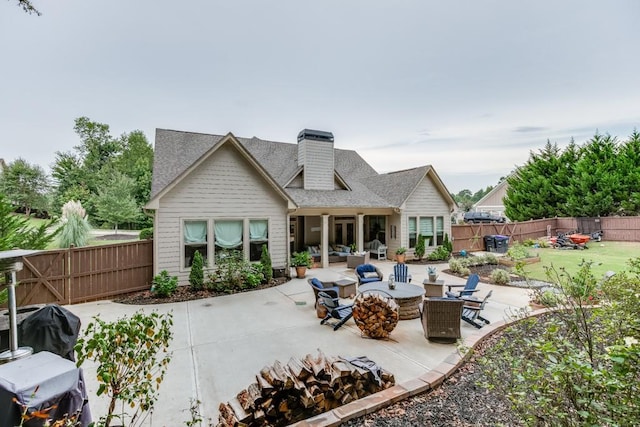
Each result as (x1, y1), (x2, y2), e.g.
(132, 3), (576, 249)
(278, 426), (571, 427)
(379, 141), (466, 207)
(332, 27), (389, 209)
(291, 251), (312, 278)
(395, 247), (407, 263)
(427, 266), (438, 282)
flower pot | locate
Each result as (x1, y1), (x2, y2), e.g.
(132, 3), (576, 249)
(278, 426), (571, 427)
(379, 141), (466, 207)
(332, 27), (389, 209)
(295, 266), (307, 278)
(428, 274), (438, 283)
(396, 254), (406, 263)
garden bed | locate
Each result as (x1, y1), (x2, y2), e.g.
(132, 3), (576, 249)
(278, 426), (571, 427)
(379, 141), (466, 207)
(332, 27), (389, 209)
(114, 277), (289, 304)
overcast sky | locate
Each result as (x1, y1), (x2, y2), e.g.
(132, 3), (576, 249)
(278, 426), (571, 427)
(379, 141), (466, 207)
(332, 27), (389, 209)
(1, 1), (639, 193)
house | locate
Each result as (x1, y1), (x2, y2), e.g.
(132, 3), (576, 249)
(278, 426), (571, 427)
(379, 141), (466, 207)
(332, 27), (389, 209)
(145, 129), (457, 283)
(470, 179), (509, 219)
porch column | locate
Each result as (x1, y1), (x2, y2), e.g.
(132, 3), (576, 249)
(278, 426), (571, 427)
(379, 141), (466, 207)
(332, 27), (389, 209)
(321, 214), (330, 268)
(357, 213), (364, 252)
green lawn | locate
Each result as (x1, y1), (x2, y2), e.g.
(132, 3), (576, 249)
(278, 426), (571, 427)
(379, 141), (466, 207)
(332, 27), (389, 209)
(519, 241), (640, 281)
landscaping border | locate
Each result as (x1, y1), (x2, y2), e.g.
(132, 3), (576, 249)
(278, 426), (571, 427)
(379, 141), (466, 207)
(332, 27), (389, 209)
(291, 307), (550, 427)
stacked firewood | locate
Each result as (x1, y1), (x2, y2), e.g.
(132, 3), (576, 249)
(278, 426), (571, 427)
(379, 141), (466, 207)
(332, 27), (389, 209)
(352, 293), (399, 339)
(217, 350), (395, 426)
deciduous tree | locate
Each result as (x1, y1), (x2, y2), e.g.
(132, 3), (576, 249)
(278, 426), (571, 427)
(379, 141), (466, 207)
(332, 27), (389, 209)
(0, 158), (49, 217)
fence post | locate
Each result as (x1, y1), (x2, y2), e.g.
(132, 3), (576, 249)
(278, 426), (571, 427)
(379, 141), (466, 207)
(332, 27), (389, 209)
(67, 246), (72, 305)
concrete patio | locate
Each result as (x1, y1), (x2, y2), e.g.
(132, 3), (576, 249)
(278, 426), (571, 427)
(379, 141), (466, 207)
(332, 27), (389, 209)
(67, 260), (531, 426)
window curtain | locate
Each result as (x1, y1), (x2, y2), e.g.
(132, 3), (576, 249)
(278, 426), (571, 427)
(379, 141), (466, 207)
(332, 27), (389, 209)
(214, 220), (243, 248)
(249, 220), (268, 243)
(420, 217), (434, 236)
(184, 221), (207, 243)
(436, 217), (444, 234)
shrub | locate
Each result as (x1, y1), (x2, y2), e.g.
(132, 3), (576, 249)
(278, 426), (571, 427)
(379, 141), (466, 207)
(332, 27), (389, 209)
(459, 267), (471, 276)
(57, 200), (91, 248)
(260, 244), (273, 282)
(443, 233), (453, 254)
(209, 250), (264, 292)
(490, 268), (510, 285)
(448, 258), (464, 274)
(151, 270), (178, 297)
(75, 311), (173, 427)
(506, 242), (531, 260)
(483, 253), (498, 265)
(189, 250), (205, 291)
(414, 236), (426, 260)
(427, 245), (451, 261)
(480, 258), (640, 425)
(139, 227), (153, 240)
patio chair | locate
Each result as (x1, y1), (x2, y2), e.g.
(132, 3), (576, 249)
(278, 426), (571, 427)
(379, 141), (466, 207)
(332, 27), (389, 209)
(420, 298), (464, 343)
(389, 263), (412, 283)
(318, 291), (353, 331)
(445, 273), (480, 298)
(307, 278), (339, 305)
(356, 264), (383, 285)
(461, 290), (492, 329)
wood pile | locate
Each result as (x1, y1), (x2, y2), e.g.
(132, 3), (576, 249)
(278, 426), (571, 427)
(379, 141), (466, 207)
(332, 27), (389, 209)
(217, 350), (395, 426)
(352, 293), (399, 339)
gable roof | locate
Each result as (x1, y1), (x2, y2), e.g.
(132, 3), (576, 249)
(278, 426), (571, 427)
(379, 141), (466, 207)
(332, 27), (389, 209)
(146, 132), (296, 209)
(473, 178), (509, 208)
(149, 128), (455, 210)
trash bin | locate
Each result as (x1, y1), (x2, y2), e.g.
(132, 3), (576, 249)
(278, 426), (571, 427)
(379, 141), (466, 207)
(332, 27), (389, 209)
(484, 235), (496, 252)
(494, 235), (509, 253)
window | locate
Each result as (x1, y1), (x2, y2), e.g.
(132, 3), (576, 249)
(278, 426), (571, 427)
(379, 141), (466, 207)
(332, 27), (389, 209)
(184, 220), (208, 268)
(366, 216), (386, 244)
(408, 217), (417, 248)
(214, 220), (243, 259)
(419, 217), (434, 246)
(436, 216), (444, 245)
(249, 219), (268, 262)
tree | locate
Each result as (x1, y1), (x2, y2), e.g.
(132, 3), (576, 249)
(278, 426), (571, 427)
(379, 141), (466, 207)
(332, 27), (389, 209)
(0, 194), (56, 251)
(505, 141), (568, 221)
(93, 171), (140, 234)
(566, 133), (618, 217)
(615, 130), (640, 215)
(51, 118), (153, 229)
(0, 158), (50, 217)
(189, 251), (205, 291)
(12, 0), (40, 15)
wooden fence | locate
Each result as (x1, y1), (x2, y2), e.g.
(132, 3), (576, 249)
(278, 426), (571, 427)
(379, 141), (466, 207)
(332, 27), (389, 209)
(7, 240), (153, 306)
(451, 216), (640, 252)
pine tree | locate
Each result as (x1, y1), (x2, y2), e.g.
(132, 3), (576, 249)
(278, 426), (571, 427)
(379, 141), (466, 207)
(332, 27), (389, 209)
(260, 244), (273, 282)
(189, 251), (205, 291)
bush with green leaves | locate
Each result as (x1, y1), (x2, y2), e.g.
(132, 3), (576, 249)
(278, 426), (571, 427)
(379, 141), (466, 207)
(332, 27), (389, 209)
(151, 270), (178, 297)
(479, 258), (640, 425)
(208, 250), (264, 292)
(427, 245), (451, 261)
(75, 311), (173, 427)
(139, 227), (153, 240)
(189, 250), (205, 291)
(443, 233), (453, 253)
(260, 244), (272, 282)
(490, 268), (510, 285)
(414, 235), (426, 260)
(506, 242), (532, 260)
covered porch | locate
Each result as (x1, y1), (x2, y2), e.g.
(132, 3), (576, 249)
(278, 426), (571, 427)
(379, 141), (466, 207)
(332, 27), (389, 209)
(288, 208), (396, 268)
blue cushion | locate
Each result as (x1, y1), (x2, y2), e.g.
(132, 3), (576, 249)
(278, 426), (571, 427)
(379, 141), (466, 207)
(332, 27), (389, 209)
(311, 278), (323, 288)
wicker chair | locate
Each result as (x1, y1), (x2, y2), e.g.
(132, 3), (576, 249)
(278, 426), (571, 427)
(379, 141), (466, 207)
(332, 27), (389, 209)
(420, 298), (464, 343)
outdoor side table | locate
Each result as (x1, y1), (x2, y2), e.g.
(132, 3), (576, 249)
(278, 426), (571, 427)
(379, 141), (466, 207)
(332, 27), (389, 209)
(422, 279), (445, 298)
(334, 278), (357, 298)
(358, 281), (425, 320)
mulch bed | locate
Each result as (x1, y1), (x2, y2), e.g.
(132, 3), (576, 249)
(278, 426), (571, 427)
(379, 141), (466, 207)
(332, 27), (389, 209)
(114, 277), (289, 304)
(343, 327), (526, 427)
